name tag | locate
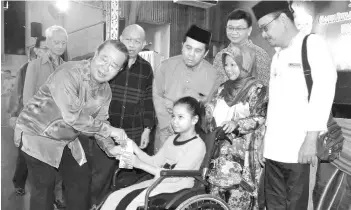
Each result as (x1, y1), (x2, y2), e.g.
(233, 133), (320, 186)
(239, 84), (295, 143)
(288, 63), (302, 68)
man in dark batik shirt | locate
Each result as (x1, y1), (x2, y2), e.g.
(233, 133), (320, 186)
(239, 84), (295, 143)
(88, 24), (155, 206)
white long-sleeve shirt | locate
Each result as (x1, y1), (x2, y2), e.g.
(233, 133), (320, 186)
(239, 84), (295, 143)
(264, 32), (337, 163)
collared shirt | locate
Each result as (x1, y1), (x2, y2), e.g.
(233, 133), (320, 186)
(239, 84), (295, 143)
(15, 60), (115, 168)
(213, 40), (271, 86)
(263, 32), (337, 163)
(23, 54), (64, 104)
(153, 55), (220, 129)
(109, 55), (155, 143)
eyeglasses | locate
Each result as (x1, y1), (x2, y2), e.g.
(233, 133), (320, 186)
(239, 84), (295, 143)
(226, 26), (248, 33)
(259, 13), (281, 33)
(97, 55), (122, 72)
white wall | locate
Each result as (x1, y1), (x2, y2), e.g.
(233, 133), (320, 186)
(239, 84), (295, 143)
(138, 22), (170, 59)
(25, 1), (105, 60)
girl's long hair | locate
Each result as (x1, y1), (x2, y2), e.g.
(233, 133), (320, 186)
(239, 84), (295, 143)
(174, 96), (206, 134)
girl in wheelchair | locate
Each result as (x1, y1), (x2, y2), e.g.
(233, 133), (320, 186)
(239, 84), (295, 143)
(101, 96), (206, 210)
(204, 47), (268, 209)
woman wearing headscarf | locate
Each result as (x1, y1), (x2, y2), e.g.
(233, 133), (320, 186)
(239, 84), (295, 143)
(205, 46), (268, 209)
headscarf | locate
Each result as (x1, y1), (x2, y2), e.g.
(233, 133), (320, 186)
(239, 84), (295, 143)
(219, 47), (257, 107)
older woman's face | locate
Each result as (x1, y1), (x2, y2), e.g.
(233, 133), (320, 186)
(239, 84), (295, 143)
(224, 55), (240, 81)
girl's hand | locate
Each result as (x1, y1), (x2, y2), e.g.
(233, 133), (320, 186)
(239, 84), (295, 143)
(221, 121), (237, 134)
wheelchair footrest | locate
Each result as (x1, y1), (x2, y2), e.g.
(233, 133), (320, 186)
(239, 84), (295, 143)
(137, 187), (205, 210)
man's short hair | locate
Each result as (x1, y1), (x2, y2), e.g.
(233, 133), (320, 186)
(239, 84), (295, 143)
(45, 25), (68, 39)
(96, 40), (129, 68)
(35, 36), (46, 48)
(227, 9), (253, 27)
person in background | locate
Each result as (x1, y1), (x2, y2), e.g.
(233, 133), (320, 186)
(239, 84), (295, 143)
(252, 1), (337, 209)
(153, 24), (220, 153)
(213, 9), (271, 86)
(23, 25), (67, 104)
(9, 36), (49, 196)
(23, 25), (68, 208)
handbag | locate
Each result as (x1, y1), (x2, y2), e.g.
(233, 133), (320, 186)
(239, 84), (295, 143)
(301, 34), (344, 162)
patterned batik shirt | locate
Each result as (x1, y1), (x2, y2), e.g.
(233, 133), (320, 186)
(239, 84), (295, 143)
(15, 60), (115, 168)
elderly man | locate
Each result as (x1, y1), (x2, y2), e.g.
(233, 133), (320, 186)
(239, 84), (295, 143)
(153, 24), (220, 152)
(110, 24), (155, 148)
(87, 24), (155, 206)
(14, 40), (130, 210)
(23, 25), (67, 104)
(213, 9), (271, 85)
(23, 26), (68, 208)
(252, 1), (337, 209)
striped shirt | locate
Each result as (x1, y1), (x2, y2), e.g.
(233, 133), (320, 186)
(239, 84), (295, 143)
(109, 55), (155, 145)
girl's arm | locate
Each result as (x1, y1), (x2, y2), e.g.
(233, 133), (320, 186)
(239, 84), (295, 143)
(130, 137), (167, 167)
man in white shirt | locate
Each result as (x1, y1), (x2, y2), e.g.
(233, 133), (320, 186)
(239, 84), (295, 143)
(252, 1), (337, 209)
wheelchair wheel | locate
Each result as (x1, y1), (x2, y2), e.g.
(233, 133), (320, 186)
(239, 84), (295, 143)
(175, 194), (230, 210)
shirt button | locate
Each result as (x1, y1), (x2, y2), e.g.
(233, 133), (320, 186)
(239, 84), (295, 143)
(123, 106), (125, 108)
(186, 80), (189, 83)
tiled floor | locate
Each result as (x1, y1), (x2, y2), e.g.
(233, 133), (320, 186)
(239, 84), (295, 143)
(1, 125), (30, 210)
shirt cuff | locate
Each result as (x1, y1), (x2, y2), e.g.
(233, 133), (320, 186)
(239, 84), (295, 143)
(98, 122), (112, 138)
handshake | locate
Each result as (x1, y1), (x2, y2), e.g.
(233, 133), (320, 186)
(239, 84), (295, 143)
(109, 127), (137, 169)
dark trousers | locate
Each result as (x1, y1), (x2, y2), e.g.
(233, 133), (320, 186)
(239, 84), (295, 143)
(78, 135), (117, 206)
(86, 127), (156, 205)
(23, 145), (91, 210)
(13, 147), (28, 189)
(13, 147), (64, 201)
(265, 159), (310, 210)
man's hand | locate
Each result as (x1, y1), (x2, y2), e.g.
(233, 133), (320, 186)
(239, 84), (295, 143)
(298, 131), (319, 167)
(107, 146), (122, 157)
(110, 127), (128, 145)
(221, 121), (237, 134)
(9, 117), (17, 129)
(140, 128), (151, 149)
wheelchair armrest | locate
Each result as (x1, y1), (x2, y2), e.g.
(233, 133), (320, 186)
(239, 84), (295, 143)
(160, 170), (201, 177)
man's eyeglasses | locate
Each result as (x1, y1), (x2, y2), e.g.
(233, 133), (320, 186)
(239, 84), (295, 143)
(97, 55), (122, 72)
(259, 13), (281, 33)
(226, 26), (248, 33)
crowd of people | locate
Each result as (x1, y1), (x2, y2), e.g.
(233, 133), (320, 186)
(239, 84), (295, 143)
(8, 1), (337, 210)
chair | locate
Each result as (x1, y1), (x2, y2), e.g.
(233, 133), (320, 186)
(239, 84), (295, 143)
(93, 127), (230, 210)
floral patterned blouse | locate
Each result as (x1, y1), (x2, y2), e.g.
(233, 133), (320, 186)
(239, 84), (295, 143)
(204, 81), (268, 209)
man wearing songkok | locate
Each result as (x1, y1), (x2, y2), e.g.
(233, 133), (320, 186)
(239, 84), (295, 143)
(153, 24), (220, 152)
(252, 1), (337, 209)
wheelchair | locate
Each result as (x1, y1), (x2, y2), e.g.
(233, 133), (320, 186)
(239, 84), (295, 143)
(93, 127), (231, 210)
